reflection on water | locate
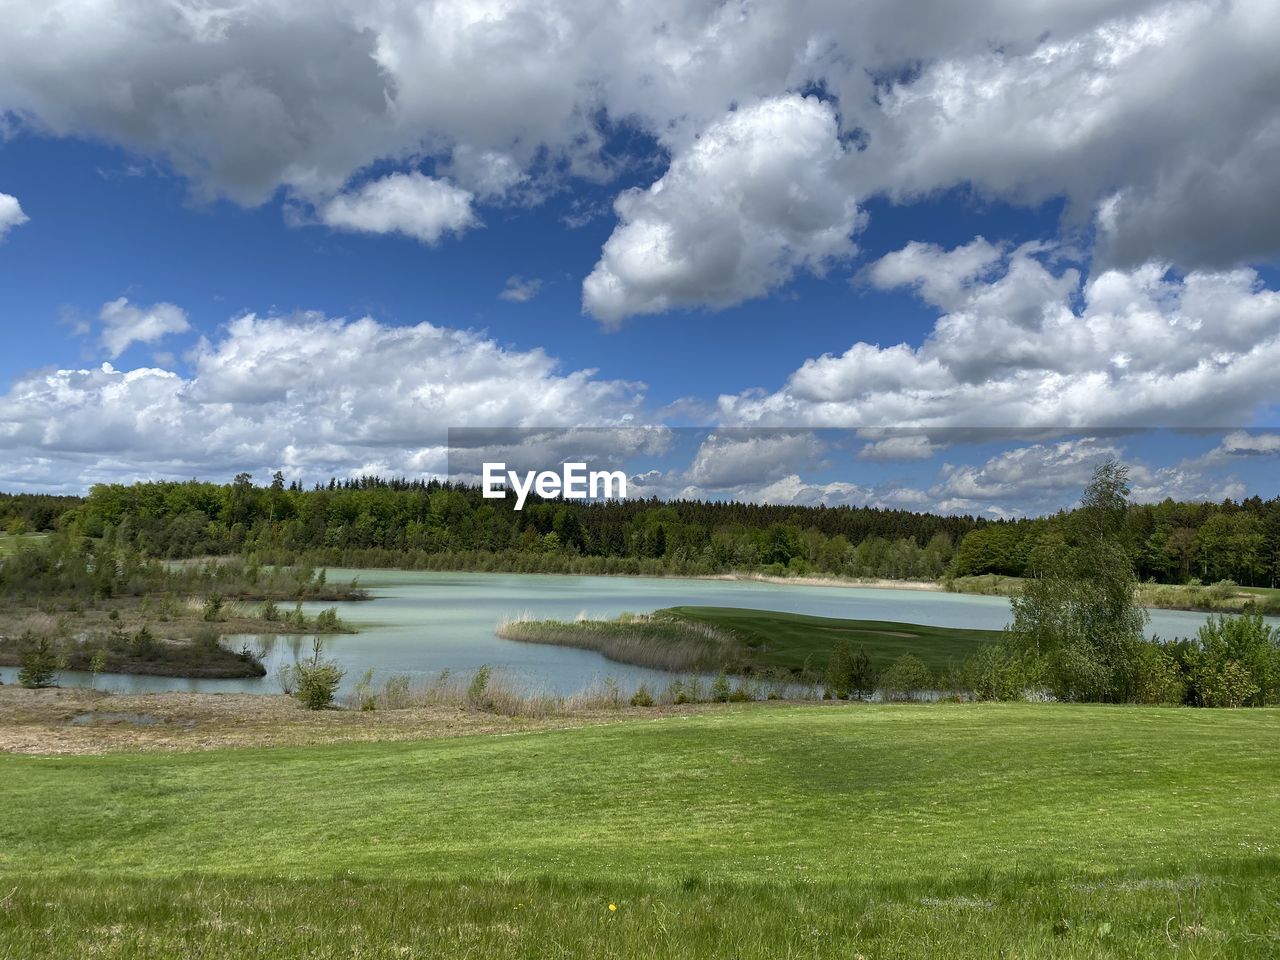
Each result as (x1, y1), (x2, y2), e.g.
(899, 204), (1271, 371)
(1, 571), (1269, 696)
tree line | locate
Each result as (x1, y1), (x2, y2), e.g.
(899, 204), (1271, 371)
(1, 473), (1278, 585)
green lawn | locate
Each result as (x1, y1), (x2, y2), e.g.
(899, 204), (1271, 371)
(0, 533), (48, 556)
(2, 703), (1279, 957)
(664, 604), (1004, 671)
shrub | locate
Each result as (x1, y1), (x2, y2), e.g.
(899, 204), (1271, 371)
(879, 653), (933, 702)
(710, 671), (731, 703)
(1188, 613), (1280, 707)
(353, 667), (377, 711)
(1129, 641), (1186, 705)
(202, 592), (224, 622)
(293, 639), (344, 710)
(382, 674), (413, 709)
(467, 664), (492, 707)
(18, 634), (58, 688)
(88, 648), (108, 685)
(629, 684), (655, 707)
(129, 626), (157, 658)
(963, 644), (1041, 702)
(850, 646), (879, 699)
(260, 599), (280, 621)
(275, 661), (296, 695)
(314, 607), (342, 632)
(825, 640), (854, 699)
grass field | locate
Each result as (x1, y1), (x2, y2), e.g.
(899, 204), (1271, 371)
(665, 605), (1003, 672)
(0, 533), (47, 556)
(498, 606), (1003, 676)
(2, 702), (1278, 957)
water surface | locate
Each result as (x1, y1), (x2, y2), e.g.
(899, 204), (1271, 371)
(2, 571), (1268, 695)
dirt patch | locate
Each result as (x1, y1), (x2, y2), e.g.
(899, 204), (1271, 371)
(0, 684), (730, 756)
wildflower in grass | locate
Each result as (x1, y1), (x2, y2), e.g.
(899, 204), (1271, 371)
(608, 903), (617, 912)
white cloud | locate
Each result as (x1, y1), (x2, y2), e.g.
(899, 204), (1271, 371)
(1216, 430), (1280, 457)
(865, 1), (1280, 267)
(0, 312), (645, 491)
(320, 172), (476, 244)
(99, 298), (191, 358)
(1, 1), (1278, 274)
(686, 431), (826, 490)
(932, 439), (1122, 503)
(582, 95), (863, 325)
(0, 192), (28, 238)
(499, 276), (542, 303)
(856, 435), (941, 461)
(720, 240), (1280, 428)
(865, 237), (1006, 311)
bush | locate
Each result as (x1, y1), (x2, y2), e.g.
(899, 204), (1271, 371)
(629, 684), (654, 707)
(202, 592), (224, 622)
(18, 634), (58, 688)
(274, 661), (296, 695)
(850, 646), (878, 699)
(963, 644), (1041, 702)
(1129, 641), (1186, 705)
(260, 599), (280, 621)
(314, 607), (344, 631)
(825, 639), (854, 699)
(129, 626), (157, 658)
(467, 665), (492, 707)
(1188, 613), (1280, 707)
(710, 671), (731, 703)
(293, 639), (344, 710)
(879, 653), (933, 702)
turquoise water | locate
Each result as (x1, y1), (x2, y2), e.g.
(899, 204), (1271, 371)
(1, 571), (1268, 695)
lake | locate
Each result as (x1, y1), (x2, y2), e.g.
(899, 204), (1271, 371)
(2, 570), (1270, 695)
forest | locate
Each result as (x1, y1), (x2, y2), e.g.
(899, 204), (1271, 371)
(1, 473), (1278, 587)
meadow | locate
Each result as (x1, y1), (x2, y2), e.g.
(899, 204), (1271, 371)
(497, 605), (1003, 675)
(1, 701), (1278, 958)
(0, 533), (46, 556)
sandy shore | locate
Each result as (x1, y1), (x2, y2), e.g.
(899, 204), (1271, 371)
(694, 572), (943, 592)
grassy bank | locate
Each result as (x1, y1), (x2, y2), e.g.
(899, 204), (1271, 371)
(497, 606), (1003, 675)
(1, 703), (1278, 957)
(496, 610), (743, 671)
(0, 533), (48, 556)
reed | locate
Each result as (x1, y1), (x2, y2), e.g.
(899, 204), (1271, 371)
(496, 611), (743, 672)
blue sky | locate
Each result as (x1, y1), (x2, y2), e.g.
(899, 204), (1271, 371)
(1, 0), (1278, 514)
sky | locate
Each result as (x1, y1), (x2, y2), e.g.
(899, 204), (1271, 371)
(1, 0), (1278, 516)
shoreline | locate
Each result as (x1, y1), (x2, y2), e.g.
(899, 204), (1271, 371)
(691, 572), (944, 592)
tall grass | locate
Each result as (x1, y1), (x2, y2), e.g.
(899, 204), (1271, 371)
(496, 611), (742, 671)
(340, 664), (816, 717)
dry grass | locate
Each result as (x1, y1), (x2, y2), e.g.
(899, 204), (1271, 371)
(0, 682), (746, 756)
(496, 611), (742, 671)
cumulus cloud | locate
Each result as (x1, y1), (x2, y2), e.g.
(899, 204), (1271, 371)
(856, 435), (941, 461)
(1217, 430), (1280, 457)
(0, 192), (29, 238)
(0, 312), (645, 491)
(932, 438), (1123, 504)
(2, 1), (1279, 277)
(720, 239), (1280, 428)
(499, 276), (542, 302)
(865, 1), (1280, 267)
(685, 430), (826, 490)
(99, 298), (191, 358)
(582, 95), (863, 324)
(921, 437), (1247, 515)
(320, 172), (476, 244)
